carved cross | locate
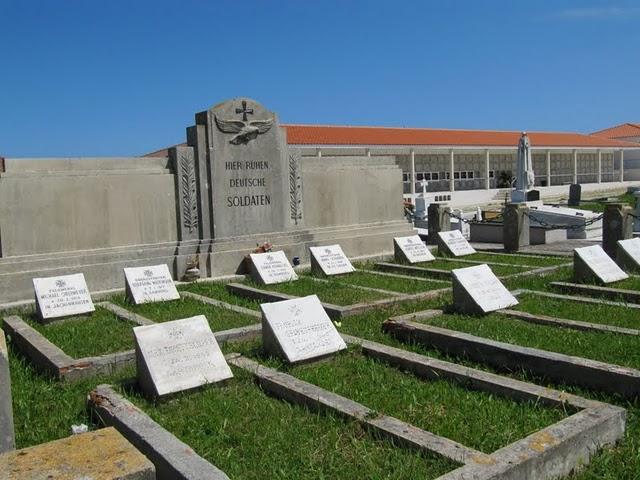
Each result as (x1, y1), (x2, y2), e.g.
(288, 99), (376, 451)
(235, 100), (254, 121)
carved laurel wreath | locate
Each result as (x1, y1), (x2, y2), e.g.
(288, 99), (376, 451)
(180, 153), (198, 233)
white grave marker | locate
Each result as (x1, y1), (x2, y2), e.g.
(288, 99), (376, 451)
(617, 238), (640, 271)
(452, 264), (518, 314)
(33, 273), (95, 321)
(394, 235), (435, 264)
(261, 295), (347, 363)
(437, 230), (476, 257)
(249, 251), (298, 285)
(124, 264), (180, 305)
(574, 245), (628, 284)
(134, 315), (233, 398)
(309, 244), (355, 276)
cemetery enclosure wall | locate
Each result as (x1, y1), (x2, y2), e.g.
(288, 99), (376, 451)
(0, 157), (178, 256)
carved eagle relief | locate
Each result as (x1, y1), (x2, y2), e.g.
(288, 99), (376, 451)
(214, 115), (274, 145)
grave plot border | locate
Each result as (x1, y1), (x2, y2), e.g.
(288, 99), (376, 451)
(0, 330), (15, 453)
(503, 290), (640, 336)
(383, 311), (640, 398)
(88, 336), (626, 480)
(513, 288), (640, 310)
(2, 300), (261, 382)
(224, 282), (450, 320)
(374, 262), (565, 281)
(550, 280), (640, 304)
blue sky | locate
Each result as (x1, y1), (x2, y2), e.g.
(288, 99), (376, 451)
(1, 0), (638, 156)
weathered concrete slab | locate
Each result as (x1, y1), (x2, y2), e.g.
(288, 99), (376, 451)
(0, 330), (15, 453)
(551, 280), (640, 304)
(0, 427), (155, 479)
(383, 318), (640, 398)
(89, 385), (229, 480)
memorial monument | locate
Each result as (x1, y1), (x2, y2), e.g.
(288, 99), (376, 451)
(511, 132), (537, 203)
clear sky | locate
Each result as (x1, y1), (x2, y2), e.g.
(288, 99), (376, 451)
(1, 0), (639, 157)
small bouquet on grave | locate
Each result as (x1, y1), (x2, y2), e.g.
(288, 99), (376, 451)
(253, 242), (273, 254)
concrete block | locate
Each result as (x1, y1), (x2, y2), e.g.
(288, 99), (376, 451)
(0, 330), (15, 453)
(0, 427), (155, 479)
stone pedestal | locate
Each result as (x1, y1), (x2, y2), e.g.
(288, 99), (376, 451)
(603, 203), (633, 259)
(568, 184), (581, 207)
(0, 427), (155, 479)
(427, 203), (451, 245)
(503, 204), (530, 252)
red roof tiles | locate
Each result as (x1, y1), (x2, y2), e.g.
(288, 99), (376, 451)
(284, 124), (636, 148)
(591, 123), (640, 140)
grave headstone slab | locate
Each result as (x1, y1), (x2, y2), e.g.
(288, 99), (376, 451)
(574, 245), (629, 284)
(617, 238), (640, 272)
(261, 295), (347, 363)
(0, 330), (14, 454)
(394, 235), (435, 264)
(437, 230), (476, 257)
(249, 250), (298, 284)
(134, 315), (233, 398)
(32, 273), (95, 322)
(124, 264), (180, 305)
(309, 244), (355, 276)
(452, 264), (518, 314)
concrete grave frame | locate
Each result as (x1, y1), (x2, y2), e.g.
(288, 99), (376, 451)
(2, 300), (261, 382)
(224, 281), (450, 320)
(550, 280), (640, 304)
(0, 330), (15, 453)
(383, 310), (640, 398)
(88, 335), (626, 480)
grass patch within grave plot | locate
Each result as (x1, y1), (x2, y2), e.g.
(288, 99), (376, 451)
(19, 307), (135, 358)
(603, 275), (640, 291)
(418, 312), (640, 370)
(108, 294), (258, 331)
(444, 252), (570, 268)
(305, 270), (446, 294)
(504, 266), (573, 291)
(119, 366), (458, 480)
(242, 276), (389, 305)
(386, 258), (529, 276)
(513, 292), (640, 330)
(8, 342), (134, 449)
(238, 343), (569, 454)
(178, 281), (261, 311)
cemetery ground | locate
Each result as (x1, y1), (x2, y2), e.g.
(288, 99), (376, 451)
(2, 251), (640, 479)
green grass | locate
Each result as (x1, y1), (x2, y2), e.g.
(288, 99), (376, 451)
(178, 281), (261, 310)
(109, 294), (259, 331)
(22, 307), (135, 357)
(606, 275), (640, 291)
(579, 193), (635, 213)
(120, 366), (458, 480)
(381, 259), (528, 277)
(245, 346), (568, 454)
(8, 343), (134, 449)
(514, 292), (640, 330)
(243, 276), (389, 305)
(306, 270), (447, 294)
(447, 252), (570, 267)
(504, 266), (573, 291)
(418, 312), (640, 370)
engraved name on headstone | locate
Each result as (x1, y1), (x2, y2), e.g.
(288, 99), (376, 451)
(134, 315), (233, 398)
(309, 244), (355, 276)
(32, 273), (95, 321)
(261, 295), (347, 363)
(437, 230), (476, 257)
(394, 235), (435, 264)
(574, 245), (628, 284)
(452, 264), (518, 314)
(249, 250), (298, 284)
(617, 238), (640, 272)
(124, 264), (180, 305)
